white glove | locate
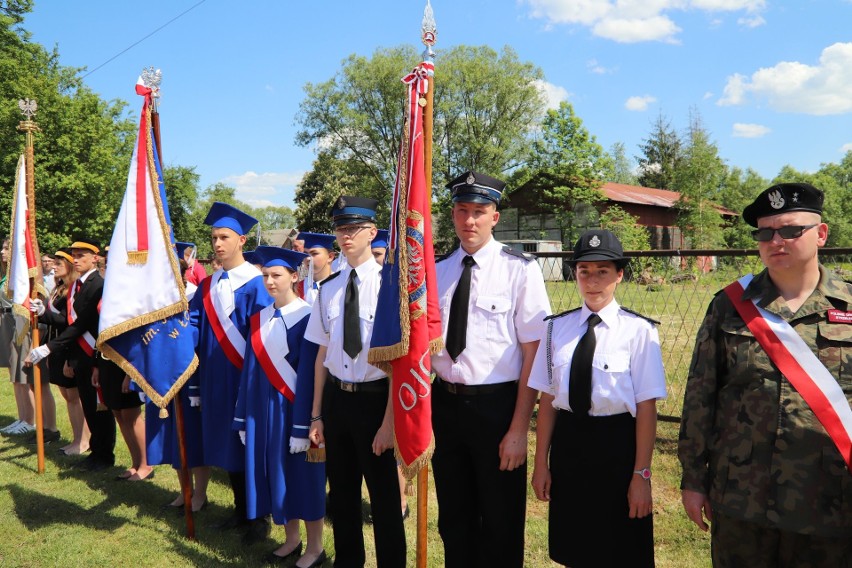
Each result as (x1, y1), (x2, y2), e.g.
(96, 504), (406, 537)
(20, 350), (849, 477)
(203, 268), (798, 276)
(29, 299), (45, 316)
(289, 436), (310, 454)
(138, 392), (147, 403)
(189, 396), (201, 407)
(26, 345), (50, 364)
(239, 430), (246, 445)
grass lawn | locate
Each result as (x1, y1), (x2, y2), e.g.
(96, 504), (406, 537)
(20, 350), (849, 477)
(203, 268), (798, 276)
(0, 369), (710, 567)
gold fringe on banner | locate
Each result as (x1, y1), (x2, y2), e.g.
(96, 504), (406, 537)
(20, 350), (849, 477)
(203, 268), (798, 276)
(159, 407), (169, 419)
(307, 446), (326, 463)
(396, 434), (435, 481)
(126, 250), (149, 265)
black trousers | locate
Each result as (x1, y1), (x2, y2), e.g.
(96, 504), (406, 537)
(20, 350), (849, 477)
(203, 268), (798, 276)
(431, 381), (526, 568)
(322, 380), (405, 568)
(75, 359), (116, 463)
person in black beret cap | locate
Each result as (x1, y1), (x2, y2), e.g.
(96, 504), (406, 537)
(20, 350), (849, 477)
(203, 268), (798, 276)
(567, 229), (629, 270)
(679, 180), (852, 566)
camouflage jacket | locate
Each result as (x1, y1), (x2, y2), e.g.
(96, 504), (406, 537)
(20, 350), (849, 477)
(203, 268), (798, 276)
(678, 265), (852, 537)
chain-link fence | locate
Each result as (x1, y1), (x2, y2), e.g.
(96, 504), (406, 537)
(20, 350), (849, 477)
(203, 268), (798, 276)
(533, 248), (852, 420)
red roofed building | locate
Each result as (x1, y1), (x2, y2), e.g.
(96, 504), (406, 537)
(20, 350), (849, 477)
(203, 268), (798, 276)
(498, 181), (737, 250)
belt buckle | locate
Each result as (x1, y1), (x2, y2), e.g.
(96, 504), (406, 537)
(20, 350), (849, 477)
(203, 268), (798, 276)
(444, 381), (459, 395)
(339, 380), (356, 393)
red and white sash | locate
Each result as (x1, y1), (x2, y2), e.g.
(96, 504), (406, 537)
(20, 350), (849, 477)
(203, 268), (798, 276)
(725, 274), (852, 470)
(67, 281), (96, 357)
(201, 274), (246, 370)
(249, 302), (310, 402)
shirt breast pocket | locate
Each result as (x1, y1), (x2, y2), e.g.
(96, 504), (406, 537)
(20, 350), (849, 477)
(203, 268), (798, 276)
(476, 296), (512, 343)
(720, 317), (762, 389)
(591, 352), (631, 407)
(817, 322), (852, 392)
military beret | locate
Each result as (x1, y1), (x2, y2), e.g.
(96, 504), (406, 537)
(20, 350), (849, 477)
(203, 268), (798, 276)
(742, 182), (824, 227)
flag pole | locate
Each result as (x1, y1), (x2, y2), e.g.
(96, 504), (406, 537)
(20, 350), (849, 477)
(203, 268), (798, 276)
(143, 66), (196, 541)
(18, 99), (46, 474)
(417, 4), (436, 567)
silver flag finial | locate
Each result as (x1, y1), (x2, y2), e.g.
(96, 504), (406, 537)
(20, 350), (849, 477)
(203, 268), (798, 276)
(422, 0), (437, 56)
(18, 98), (37, 120)
(141, 67), (162, 97)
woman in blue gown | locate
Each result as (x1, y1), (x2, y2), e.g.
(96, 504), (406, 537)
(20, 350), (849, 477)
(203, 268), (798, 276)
(233, 246), (326, 567)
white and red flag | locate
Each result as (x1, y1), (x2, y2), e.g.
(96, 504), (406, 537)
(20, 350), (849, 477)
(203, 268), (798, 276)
(4, 155), (38, 341)
(369, 59), (441, 477)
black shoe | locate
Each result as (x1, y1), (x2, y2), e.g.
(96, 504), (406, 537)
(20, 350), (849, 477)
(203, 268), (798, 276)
(216, 513), (249, 531)
(26, 429), (61, 445)
(266, 541), (302, 564)
(179, 499), (208, 517)
(299, 550), (328, 568)
(402, 505), (410, 521)
(242, 517), (272, 546)
(80, 457), (114, 472)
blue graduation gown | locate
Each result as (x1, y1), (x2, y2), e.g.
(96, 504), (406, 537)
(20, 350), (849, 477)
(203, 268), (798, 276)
(145, 386), (205, 468)
(233, 300), (325, 524)
(189, 268), (271, 471)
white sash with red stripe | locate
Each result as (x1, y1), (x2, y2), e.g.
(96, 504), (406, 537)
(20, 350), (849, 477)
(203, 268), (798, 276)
(725, 274), (852, 470)
(249, 301), (311, 402)
(201, 273), (246, 369)
(67, 281), (96, 356)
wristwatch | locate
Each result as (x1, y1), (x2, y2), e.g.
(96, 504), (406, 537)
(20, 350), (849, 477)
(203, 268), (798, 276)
(633, 467), (652, 480)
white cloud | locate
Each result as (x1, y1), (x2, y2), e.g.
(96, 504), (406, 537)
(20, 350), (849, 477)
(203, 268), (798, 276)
(841, 143), (852, 154)
(625, 95), (657, 111)
(732, 123), (771, 138)
(533, 79), (570, 110)
(718, 42), (852, 115)
(221, 170), (305, 208)
(524, 0), (765, 43)
(703, 91), (714, 100)
(587, 58), (614, 74)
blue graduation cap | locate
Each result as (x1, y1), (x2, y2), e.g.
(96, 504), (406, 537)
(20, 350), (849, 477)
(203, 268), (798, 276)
(298, 232), (336, 251)
(243, 249), (261, 266)
(254, 246), (309, 271)
(203, 202), (258, 235)
(175, 242), (195, 258)
(372, 229), (390, 249)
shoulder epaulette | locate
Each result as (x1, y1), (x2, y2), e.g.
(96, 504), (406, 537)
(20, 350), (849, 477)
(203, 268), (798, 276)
(544, 306), (581, 321)
(322, 270), (343, 283)
(435, 253), (451, 263)
(502, 246), (535, 262)
(620, 306), (660, 325)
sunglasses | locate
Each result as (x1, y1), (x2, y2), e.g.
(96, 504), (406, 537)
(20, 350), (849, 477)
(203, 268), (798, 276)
(751, 224), (817, 242)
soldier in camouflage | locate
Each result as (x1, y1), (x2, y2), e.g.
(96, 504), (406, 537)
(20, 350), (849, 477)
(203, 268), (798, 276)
(679, 182), (852, 567)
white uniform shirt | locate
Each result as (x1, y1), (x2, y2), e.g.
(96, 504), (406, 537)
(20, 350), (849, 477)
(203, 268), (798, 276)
(304, 257), (384, 383)
(528, 299), (667, 417)
(432, 237), (551, 385)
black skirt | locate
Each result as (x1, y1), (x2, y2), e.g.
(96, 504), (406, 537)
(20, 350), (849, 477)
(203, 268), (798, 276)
(548, 411), (654, 568)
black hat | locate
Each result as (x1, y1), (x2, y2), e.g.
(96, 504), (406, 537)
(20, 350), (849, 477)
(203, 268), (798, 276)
(446, 171), (505, 205)
(568, 229), (626, 267)
(70, 238), (101, 254)
(742, 182), (824, 227)
(330, 196), (378, 226)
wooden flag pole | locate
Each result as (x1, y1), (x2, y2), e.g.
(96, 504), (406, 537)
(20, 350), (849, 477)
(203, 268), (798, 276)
(18, 100), (45, 474)
(145, 67), (195, 540)
(417, 4), (437, 567)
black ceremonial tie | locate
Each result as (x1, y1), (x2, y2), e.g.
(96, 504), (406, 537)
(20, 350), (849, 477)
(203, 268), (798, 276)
(569, 313), (601, 416)
(343, 270), (361, 359)
(445, 255), (475, 361)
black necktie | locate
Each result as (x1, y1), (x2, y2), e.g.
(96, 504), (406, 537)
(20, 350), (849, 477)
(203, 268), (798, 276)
(569, 313), (602, 416)
(445, 255), (475, 360)
(343, 270), (361, 359)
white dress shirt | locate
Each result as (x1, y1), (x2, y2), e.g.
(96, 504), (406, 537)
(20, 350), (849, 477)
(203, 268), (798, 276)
(304, 257), (384, 382)
(432, 237), (551, 385)
(528, 299), (668, 417)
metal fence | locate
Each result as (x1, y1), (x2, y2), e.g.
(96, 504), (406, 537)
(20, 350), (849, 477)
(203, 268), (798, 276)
(534, 248), (852, 420)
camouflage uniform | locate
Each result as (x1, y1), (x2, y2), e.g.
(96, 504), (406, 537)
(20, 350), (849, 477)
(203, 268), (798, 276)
(679, 266), (852, 554)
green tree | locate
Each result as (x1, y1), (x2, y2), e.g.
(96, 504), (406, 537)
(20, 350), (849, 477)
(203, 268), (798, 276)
(771, 165), (851, 248)
(0, 2), (134, 253)
(718, 167), (767, 249)
(636, 113), (682, 190)
(163, 165), (201, 245)
(599, 205), (649, 251)
(609, 142), (638, 185)
(672, 111), (725, 249)
(295, 44), (546, 246)
(510, 101), (611, 245)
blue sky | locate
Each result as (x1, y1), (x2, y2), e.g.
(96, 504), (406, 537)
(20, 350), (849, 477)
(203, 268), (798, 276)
(24, 1), (852, 209)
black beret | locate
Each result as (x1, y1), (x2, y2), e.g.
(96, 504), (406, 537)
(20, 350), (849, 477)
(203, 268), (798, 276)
(568, 229), (627, 268)
(742, 182), (824, 227)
